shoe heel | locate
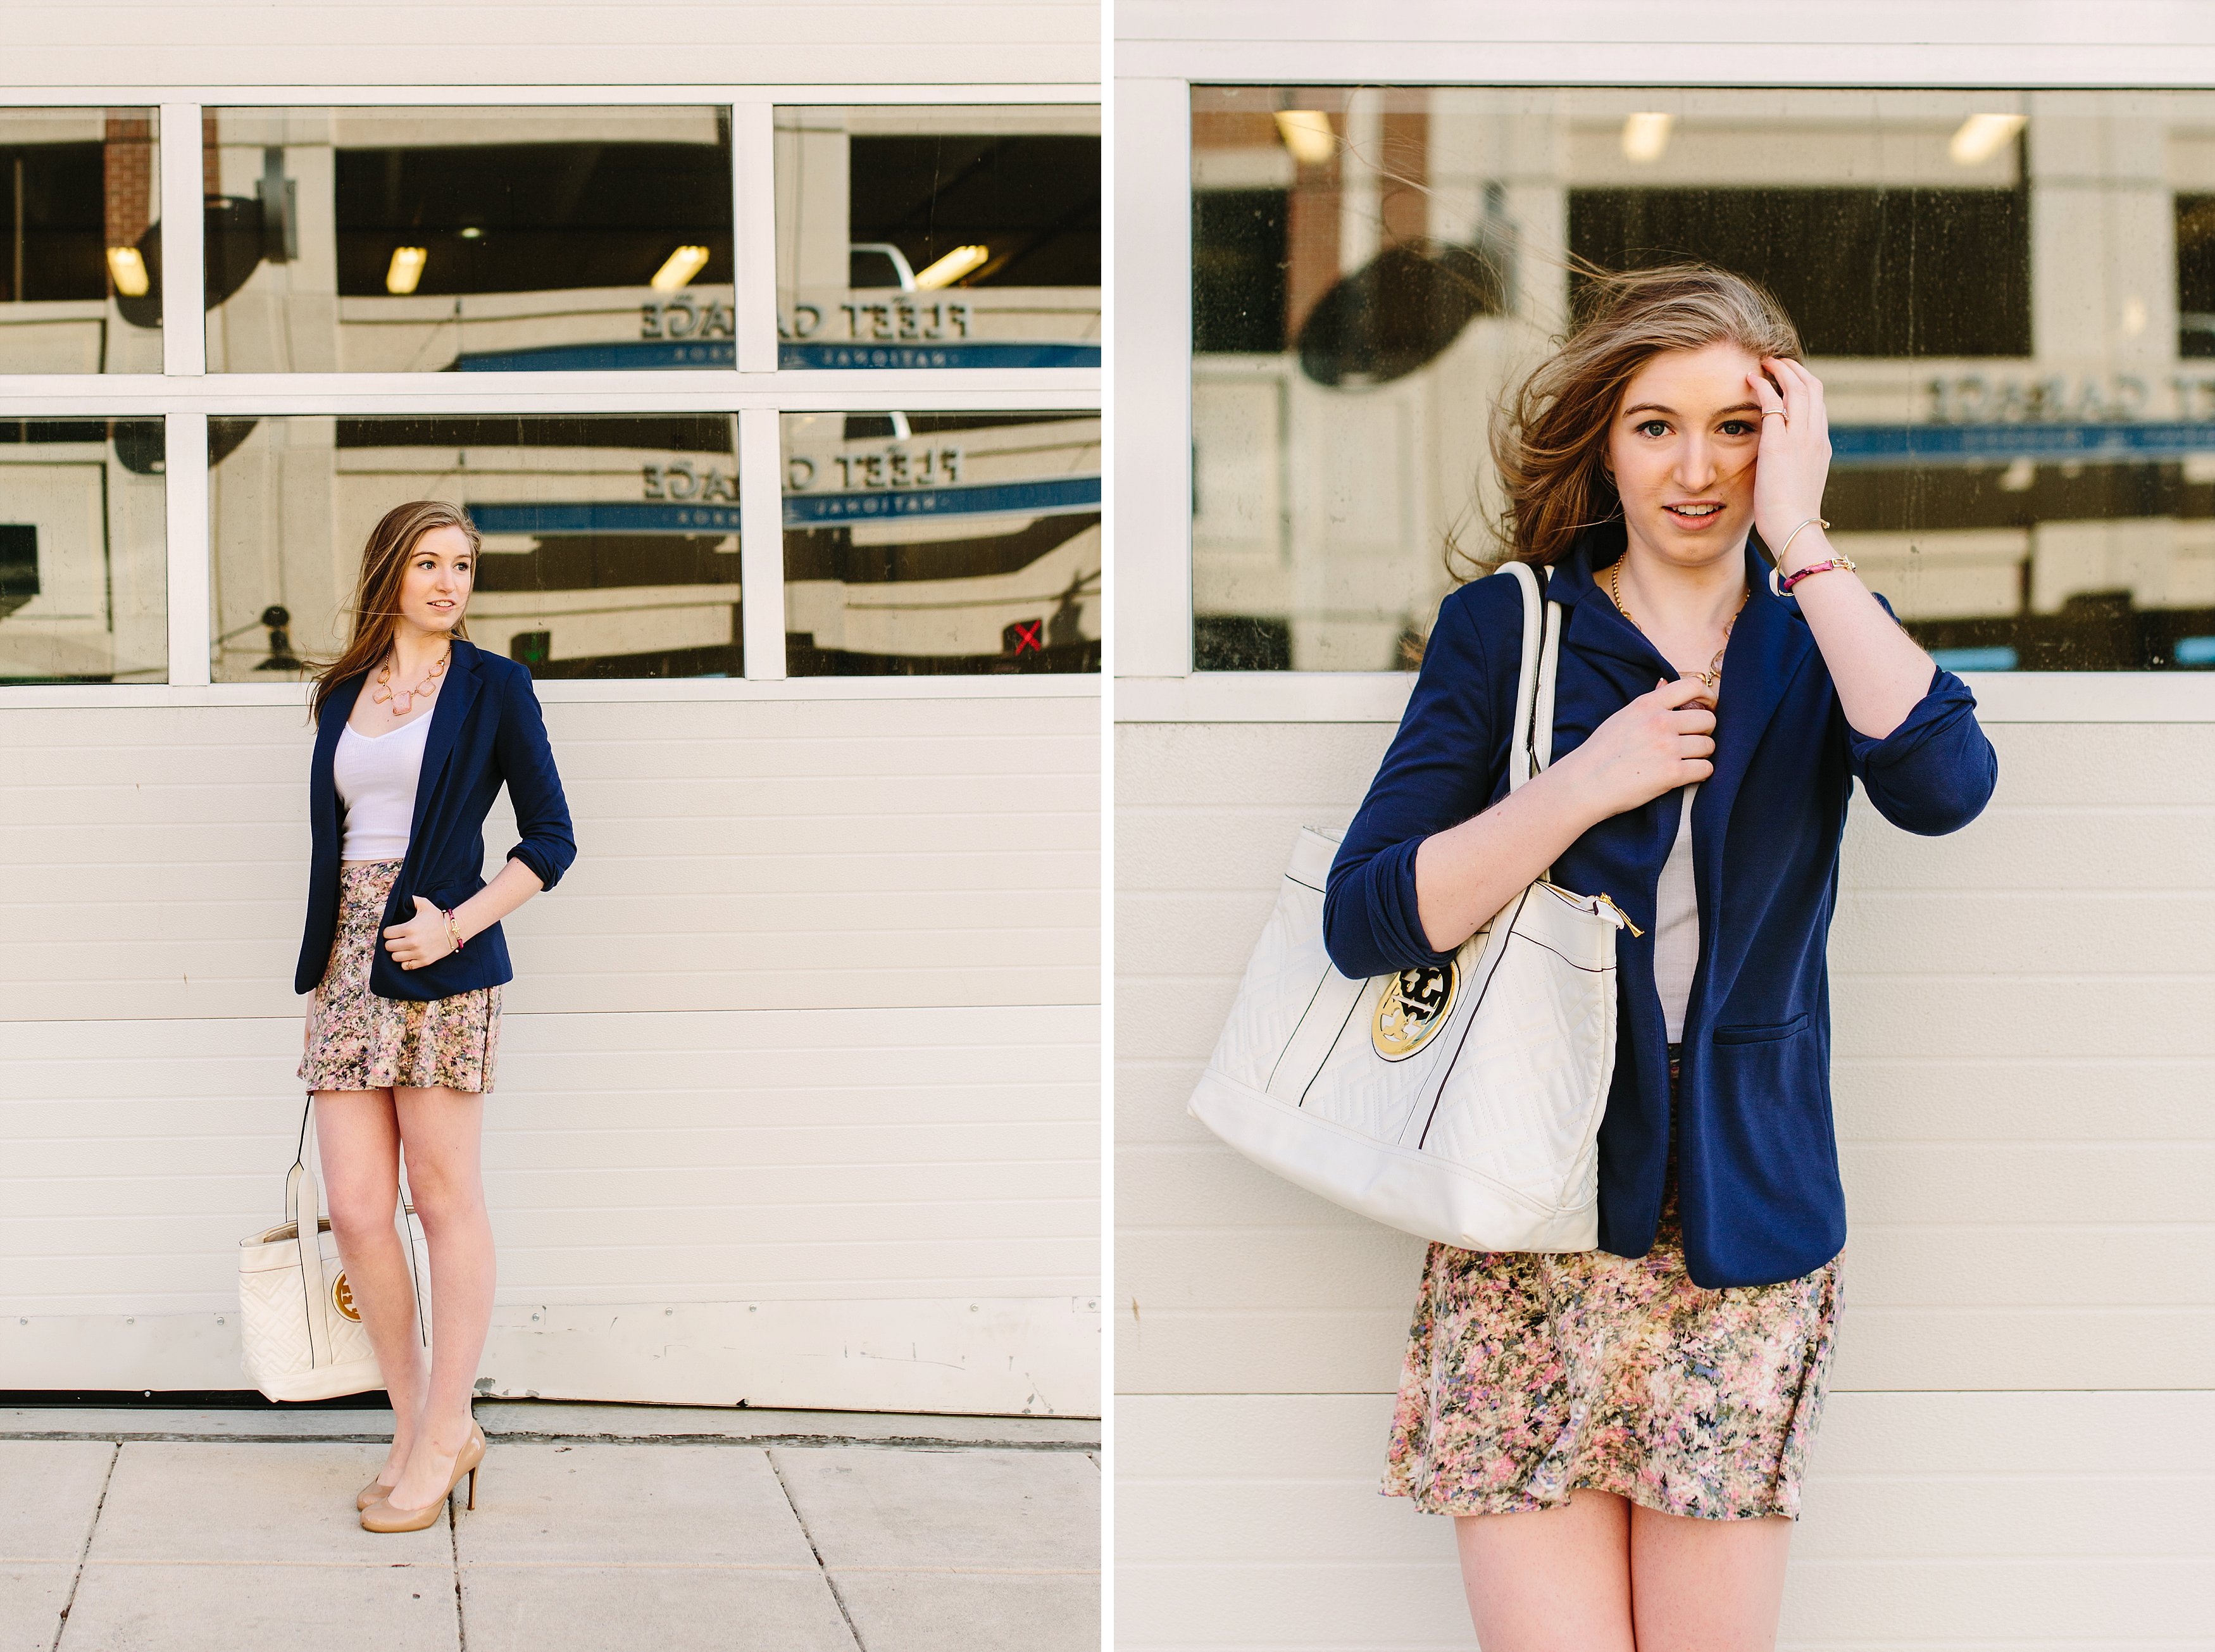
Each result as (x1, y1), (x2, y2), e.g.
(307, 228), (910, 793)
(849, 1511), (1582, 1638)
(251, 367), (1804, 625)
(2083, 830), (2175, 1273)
(466, 1465), (478, 1511)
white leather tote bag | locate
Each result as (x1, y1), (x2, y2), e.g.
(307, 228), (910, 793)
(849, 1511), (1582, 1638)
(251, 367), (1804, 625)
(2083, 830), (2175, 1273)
(237, 1100), (432, 1402)
(1188, 561), (1634, 1253)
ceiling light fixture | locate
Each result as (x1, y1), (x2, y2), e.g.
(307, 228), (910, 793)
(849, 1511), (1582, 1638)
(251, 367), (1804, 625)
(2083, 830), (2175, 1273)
(651, 244), (712, 290)
(105, 246), (150, 297)
(1621, 113), (1675, 164)
(913, 244), (990, 289)
(1275, 110), (1337, 167)
(385, 246), (427, 295)
(1949, 113), (2026, 166)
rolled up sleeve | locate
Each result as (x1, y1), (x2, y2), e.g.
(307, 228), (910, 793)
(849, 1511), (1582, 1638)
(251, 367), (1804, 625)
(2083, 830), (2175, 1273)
(1323, 581), (1509, 980)
(496, 667), (577, 889)
(1847, 664), (1997, 835)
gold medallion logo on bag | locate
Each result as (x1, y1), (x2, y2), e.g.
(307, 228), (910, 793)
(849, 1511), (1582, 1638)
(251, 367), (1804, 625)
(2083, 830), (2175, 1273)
(1372, 963), (1459, 1060)
(332, 1272), (360, 1322)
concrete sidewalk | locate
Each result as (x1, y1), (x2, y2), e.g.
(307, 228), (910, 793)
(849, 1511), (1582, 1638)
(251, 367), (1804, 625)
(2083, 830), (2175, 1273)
(0, 1402), (1099, 1652)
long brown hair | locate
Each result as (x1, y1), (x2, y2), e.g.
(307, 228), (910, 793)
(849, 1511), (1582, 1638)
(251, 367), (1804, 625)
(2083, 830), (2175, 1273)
(1466, 263), (1804, 580)
(309, 500), (480, 719)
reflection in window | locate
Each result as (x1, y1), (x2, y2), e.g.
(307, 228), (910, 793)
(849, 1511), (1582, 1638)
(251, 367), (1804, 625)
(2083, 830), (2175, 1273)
(0, 109), (161, 372)
(1190, 86), (2215, 671)
(775, 108), (1100, 369)
(202, 108), (732, 372)
(1569, 188), (2030, 358)
(0, 419), (166, 682)
(209, 415), (741, 682)
(781, 411), (1099, 673)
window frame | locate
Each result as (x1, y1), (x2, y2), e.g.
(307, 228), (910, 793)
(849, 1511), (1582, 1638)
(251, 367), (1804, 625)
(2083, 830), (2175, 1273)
(0, 84), (1103, 706)
(1114, 29), (2215, 724)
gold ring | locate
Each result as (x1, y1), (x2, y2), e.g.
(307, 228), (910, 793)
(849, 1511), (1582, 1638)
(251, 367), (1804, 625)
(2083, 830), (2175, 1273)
(1761, 410), (1787, 420)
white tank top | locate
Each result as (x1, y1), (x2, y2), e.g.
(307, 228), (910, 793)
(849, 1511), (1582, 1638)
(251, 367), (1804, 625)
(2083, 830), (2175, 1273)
(334, 713), (432, 861)
(1654, 787), (1699, 1042)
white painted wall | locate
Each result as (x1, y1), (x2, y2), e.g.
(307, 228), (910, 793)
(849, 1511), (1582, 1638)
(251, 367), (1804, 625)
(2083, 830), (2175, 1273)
(1113, 713), (2215, 1645)
(2, 688), (1101, 1413)
(0, 2), (1099, 91)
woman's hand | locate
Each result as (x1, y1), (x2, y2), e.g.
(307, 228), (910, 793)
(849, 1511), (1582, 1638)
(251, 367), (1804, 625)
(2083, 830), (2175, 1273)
(382, 896), (456, 971)
(1547, 677), (1716, 823)
(1747, 356), (1833, 572)
(1413, 677), (1714, 953)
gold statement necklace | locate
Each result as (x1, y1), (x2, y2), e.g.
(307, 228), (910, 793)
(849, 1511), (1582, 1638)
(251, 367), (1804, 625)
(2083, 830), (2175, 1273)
(371, 647), (449, 716)
(1606, 558), (1747, 692)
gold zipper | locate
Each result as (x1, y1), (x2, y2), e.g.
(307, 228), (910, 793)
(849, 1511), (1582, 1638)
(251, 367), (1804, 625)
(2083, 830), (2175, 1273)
(1593, 892), (1644, 937)
(1538, 879), (1646, 938)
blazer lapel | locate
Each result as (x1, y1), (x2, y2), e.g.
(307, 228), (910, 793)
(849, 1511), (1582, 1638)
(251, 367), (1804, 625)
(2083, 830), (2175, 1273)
(407, 641), (483, 848)
(1695, 543), (1816, 848)
(315, 673), (367, 836)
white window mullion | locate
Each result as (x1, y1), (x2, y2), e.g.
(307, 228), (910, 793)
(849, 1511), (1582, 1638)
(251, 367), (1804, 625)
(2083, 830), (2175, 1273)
(1112, 77), (1193, 679)
(158, 104), (204, 377)
(732, 102), (779, 374)
(737, 406), (787, 680)
(163, 412), (210, 687)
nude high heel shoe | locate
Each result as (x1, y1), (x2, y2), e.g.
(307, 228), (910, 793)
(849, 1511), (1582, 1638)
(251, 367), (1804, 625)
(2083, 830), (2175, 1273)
(356, 1475), (398, 1511)
(360, 1423), (486, 1532)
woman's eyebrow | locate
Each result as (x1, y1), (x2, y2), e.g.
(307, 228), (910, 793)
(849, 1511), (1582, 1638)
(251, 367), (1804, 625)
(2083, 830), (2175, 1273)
(1622, 399), (1766, 419)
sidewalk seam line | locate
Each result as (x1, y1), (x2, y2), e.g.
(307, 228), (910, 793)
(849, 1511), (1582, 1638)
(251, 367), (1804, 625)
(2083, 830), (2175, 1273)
(449, 1488), (466, 1652)
(768, 1448), (870, 1652)
(51, 1438), (117, 1652)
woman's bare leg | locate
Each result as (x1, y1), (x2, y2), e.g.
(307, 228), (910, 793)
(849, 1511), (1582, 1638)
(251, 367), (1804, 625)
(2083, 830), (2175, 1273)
(1454, 1492), (1636, 1652)
(1628, 1504), (1794, 1651)
(385, 1084), (495, 1508)
(314, 1089), (423, 1485)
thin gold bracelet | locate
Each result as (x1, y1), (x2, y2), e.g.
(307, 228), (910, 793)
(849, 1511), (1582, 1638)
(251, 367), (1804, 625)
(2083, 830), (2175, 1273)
(1775, 516), (1831, 565)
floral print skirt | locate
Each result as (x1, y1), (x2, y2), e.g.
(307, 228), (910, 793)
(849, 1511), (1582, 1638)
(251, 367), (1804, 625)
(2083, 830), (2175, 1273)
(297, 859), (501, 1094)
(1382, 1068), (1842, 1522)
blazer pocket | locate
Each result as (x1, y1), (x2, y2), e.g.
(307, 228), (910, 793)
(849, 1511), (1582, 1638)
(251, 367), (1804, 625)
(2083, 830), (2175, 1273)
(1713, 1010), (1811, 1046)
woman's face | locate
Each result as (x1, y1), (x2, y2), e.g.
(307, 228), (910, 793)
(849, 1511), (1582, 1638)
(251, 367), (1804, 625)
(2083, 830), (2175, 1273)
(1606, 340), (1769, 572)
(396, 525), (474, 637)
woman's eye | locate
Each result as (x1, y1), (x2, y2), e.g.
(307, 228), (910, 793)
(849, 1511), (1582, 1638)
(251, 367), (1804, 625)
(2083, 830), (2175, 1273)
(1719, 420), (1756, 436)
(1635, 419), (1668, 438)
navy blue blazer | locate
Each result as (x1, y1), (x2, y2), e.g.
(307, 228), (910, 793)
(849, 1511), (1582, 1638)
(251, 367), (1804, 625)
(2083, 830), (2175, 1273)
(1325, 527), (1997, 1288)
(296, 638), (577, 1002)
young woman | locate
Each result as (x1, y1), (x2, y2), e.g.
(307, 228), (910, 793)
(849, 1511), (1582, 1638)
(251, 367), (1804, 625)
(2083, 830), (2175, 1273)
(1325, 266), (1997, 1649)
(294, 499), (575, 1533)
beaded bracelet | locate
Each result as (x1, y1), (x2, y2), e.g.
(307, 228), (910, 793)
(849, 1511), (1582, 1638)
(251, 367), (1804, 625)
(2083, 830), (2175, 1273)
(442, 907), (466, 954)
(1778, 554), (1857, 593)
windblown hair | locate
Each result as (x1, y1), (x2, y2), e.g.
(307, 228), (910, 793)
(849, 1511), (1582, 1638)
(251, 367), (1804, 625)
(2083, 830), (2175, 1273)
(1466, 262), (1804, 580)
(309, 501), (480, 719)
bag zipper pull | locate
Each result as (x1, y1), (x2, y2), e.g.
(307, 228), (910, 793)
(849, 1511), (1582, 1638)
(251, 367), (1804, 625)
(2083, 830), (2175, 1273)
(1593, 892), (1644, 937)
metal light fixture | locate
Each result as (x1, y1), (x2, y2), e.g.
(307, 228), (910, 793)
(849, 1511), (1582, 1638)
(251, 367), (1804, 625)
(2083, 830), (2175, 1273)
(105, 246), (150, 297)
(1620, 113), (1674, 163)
(1949, 113), (2026, 166)
(651, 244), (712, 290)
(385, 246), (427, 295)
(912, 245), (989, 289)
(1274, 110), (1337, 167)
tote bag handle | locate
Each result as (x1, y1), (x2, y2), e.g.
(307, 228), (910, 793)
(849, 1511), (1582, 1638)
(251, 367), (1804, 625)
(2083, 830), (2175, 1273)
(1501, 560), (1562, 794)
(285, 1098), (337, 1370)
